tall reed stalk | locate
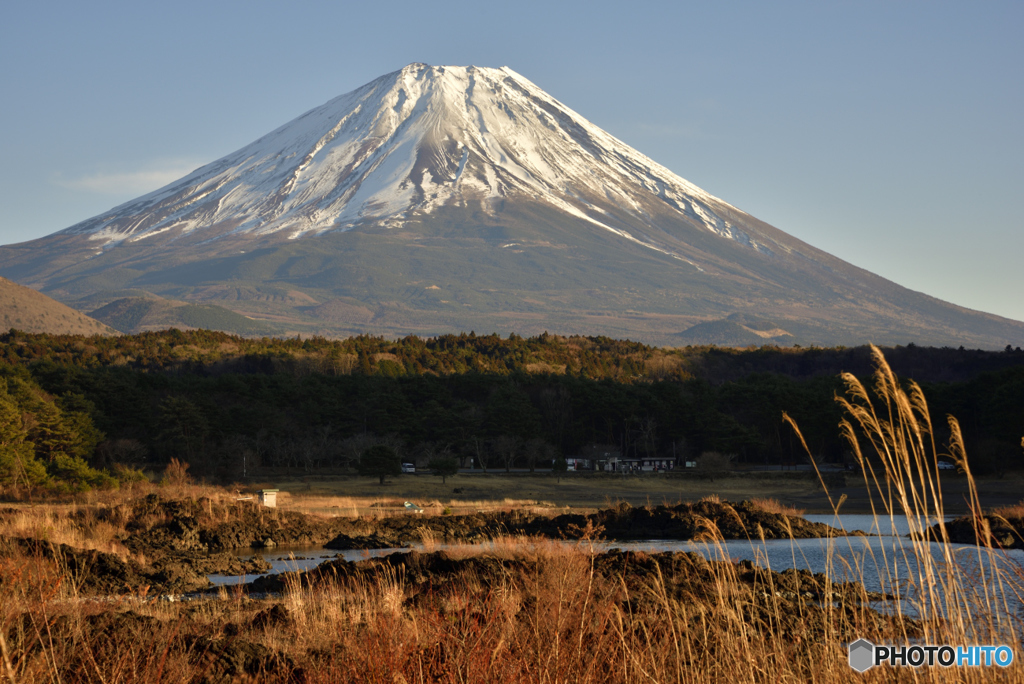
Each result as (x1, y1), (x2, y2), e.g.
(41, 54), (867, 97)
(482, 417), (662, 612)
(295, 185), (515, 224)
(785, 344), (1022, 680)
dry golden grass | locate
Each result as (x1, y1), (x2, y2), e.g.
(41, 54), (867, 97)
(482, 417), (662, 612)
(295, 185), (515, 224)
(261, 470), (851, 514)
(261, 524), (1020, 682)
(2, 519), (1022, 681)
(990, 500), (1024, 519)
(0, 505), (138, 561)
(0, 346), (1021, 682)
(748, 496), (806, 517)
(786, 344), (1023, 659)
(277, 491), (564, 519)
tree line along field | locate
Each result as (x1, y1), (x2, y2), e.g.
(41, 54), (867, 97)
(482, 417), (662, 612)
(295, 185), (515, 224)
(0, 327), (1023, 493)
(3, 344), (1021, 683)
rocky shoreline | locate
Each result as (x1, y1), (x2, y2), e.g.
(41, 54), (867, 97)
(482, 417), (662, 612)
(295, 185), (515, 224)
(0, 494), (969, 683)
(925, 513), (1024, 549)
(0, 543), (919, 683)
(248, 547), (914, 640)
(0, 495), (850, 596)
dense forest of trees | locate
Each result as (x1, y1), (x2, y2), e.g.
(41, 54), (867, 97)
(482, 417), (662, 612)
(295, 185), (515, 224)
(0, 328), (1021, 490)
(0, 367), (133, 492)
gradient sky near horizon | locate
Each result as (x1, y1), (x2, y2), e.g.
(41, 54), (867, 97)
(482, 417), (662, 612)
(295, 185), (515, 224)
(2, 1), (1022, 322)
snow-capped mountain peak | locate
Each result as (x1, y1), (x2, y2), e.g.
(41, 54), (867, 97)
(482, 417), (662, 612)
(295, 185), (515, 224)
(6, 64), (1024, 349)
(66, 64), (766, 260)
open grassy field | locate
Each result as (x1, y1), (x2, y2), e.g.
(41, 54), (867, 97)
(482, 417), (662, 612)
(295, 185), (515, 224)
(259, 472), (825, 518)
(256, 469), (1024, 518)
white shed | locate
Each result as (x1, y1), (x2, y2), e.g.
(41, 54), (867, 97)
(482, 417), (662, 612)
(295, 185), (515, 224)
(258, 489), (279, 508)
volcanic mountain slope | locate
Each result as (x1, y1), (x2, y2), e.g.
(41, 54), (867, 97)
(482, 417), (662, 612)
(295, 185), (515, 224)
(1, 63), (1021, 347)
(88, 296), (282, 336)
(0, 277), (114, 336)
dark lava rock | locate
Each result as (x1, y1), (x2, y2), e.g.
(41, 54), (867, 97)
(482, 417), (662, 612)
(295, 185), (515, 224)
(145, 559), (210, 593)
(0, 535), (154, 595)
(323, 533), (402, 550)
(18, 493), (846, 597)
(2, 495), (848, 598)
(925, 514), (1024, 549)
(122, 495), (844, 558)
(321, 499), (845, 549)
(252, 603), (291, 629)
(4, 610), (164, 659)
(191, 636), (296, 682)
(241, 547), (918, 644)
(554, 499), (842, 541)
(0, 533), (275, 595)
(85, 610), (163, 639)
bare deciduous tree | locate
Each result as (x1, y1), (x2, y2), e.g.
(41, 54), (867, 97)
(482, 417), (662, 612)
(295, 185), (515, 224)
(493, 435), (521, 473)
(523, 437), (555, 473)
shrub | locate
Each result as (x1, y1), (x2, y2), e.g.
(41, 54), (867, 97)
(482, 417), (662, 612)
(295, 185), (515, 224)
(697, 451), (735, 478)
(160, 458), (192, 488)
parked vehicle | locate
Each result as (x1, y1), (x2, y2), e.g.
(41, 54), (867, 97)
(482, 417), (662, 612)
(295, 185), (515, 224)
(401, 463), (416, 473)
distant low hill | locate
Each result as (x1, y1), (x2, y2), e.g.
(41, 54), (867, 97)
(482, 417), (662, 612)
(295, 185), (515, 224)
(0, 277), (114, 336)
(676, 313), (795, 346)
(89, 297), (283, 336)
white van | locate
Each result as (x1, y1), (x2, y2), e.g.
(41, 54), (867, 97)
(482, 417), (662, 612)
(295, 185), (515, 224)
(401, 463), (416, 474)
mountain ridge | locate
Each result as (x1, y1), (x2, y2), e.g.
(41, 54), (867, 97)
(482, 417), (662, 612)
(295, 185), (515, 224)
(1, 64), (1021, 348)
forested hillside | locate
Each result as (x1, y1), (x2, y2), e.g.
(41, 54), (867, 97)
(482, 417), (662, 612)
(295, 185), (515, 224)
(0, 328), (1022, 490)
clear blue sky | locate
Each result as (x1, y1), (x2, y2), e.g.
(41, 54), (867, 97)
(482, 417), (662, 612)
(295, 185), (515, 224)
(2, 1), (1021, 321)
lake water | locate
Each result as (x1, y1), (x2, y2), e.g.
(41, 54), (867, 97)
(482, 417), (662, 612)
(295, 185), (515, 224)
(207, 514), (1024, 622)
(208, 547), (406, 586)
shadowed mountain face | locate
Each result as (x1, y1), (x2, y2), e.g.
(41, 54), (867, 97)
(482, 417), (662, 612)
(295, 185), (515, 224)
(1, 64), (1021, 347)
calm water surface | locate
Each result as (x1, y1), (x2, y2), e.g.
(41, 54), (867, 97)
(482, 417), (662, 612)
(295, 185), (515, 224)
(208, 514), (1024, 622)
(208, 547), (404, 586)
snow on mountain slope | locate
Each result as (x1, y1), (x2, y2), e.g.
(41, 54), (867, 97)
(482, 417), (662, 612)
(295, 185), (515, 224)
(10, 63), (1023, 348)
(65, 64), (771, 262)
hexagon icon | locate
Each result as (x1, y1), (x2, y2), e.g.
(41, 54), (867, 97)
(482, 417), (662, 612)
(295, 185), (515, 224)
(848, 639), (875, 672)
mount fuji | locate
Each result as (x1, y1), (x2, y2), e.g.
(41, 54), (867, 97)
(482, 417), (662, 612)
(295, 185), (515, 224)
(1, 63), (1021, 347)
